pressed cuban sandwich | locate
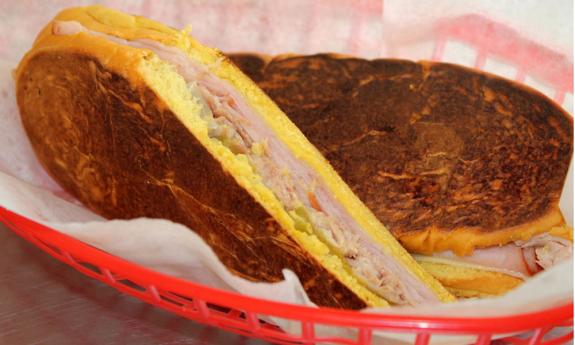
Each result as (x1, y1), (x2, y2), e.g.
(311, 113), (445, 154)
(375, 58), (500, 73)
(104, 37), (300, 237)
(14, 6), (455, 308)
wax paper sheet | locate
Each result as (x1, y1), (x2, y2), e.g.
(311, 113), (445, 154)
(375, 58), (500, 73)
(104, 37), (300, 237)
(0, 1), (572, 344)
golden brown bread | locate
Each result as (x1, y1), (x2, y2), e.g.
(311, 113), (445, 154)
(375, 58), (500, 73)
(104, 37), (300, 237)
(416, 259), (523, 297)
(229, 53), (573, 256)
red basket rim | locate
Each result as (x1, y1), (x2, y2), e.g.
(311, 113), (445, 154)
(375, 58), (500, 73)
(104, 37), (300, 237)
(0, 205), (572, 334)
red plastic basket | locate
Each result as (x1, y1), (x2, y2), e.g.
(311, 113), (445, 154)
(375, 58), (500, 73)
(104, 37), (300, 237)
(1, 206), (573, 345)
(1, 6), (574, 345)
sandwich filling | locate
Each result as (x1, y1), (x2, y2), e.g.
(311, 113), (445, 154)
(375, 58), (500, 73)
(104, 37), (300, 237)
(429, 232), (572, 277)
(53, 21), (440, 305)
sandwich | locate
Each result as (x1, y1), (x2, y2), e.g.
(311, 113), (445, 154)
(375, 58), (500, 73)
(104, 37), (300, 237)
(14, 6), (455, 308)
(229, 53), (574, 297)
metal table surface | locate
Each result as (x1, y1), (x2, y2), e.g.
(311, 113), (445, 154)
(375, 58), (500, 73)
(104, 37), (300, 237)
(0, 223), (271, 345)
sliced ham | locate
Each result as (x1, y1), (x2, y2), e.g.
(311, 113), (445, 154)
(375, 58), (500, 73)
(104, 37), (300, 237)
(53, 21), (441, 305)
(519, 233), (572, 270)
(433, 244), (532, 276)
(521, 247), (540, 275)
(432, 233), (572, 276)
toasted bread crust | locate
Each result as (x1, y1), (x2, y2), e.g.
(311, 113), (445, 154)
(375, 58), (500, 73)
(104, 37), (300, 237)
(416, 260), (524, 297)
(230, 53), (573, 255)
(16, 51), (368, 309)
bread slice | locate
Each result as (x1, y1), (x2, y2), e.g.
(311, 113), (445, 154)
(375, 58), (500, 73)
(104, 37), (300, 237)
(229, 53), (573, 297)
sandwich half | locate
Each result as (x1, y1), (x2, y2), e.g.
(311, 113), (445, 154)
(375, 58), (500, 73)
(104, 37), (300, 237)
(14, 6), (455, 308)
(230, 53), (574, 297)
